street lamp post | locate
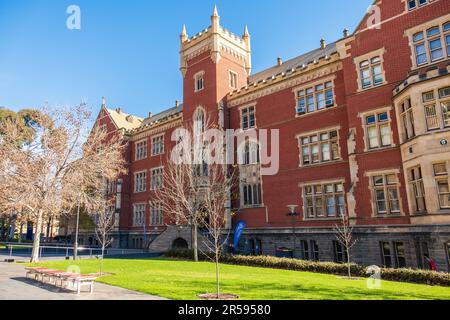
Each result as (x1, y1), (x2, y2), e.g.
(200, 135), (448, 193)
(286, 205), (300, 259)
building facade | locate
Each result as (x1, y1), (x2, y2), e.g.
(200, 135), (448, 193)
(88, 1), (450, 271)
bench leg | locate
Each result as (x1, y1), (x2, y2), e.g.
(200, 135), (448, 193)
(77, 281), (81, 295)
(90, 282), (94, 294)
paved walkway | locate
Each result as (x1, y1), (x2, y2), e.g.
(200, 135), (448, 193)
(0, 261), (166, 300)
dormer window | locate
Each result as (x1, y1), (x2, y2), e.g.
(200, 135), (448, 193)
(194, 71), (204, 92)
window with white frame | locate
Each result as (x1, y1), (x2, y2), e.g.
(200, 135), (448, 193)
(194, 108), (205, 135)
(299, 129), (340, 166)
(151, 135), (164, 156)
(229, 71), (238, 89)
(399, 98), (416, 142)
(134, 171), (146, 193)
(151, 167), (163, 190)
(408, 166), (427, 213)
(150, 203), (164, 225)
(241, 106), (256, 130)
(242, 183), (262, 207)
(241, 139), (260, 165)
(133, 204), (145, 227)
(358, 56), (384, 90)
(364, 111), (392, 150)
(412, 22), (450, 67)
(135, 140), (147, 160)
(296, 81), (334, 115)
(433, 163), (450, 209)
(371, 173), (400, 215)
(194, 72), (204, 92)
(407, 0), (429, 11)
(303, 182), (345, 219)
(422, 87), (450, 131)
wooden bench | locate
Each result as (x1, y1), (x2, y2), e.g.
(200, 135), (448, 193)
(25, 267), (99, 295)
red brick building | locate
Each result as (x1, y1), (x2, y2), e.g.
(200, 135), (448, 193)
(88, 1), (450, 270)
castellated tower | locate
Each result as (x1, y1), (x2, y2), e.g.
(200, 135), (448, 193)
(180, 6), (252, 127)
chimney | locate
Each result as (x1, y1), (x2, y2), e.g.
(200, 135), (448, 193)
(175, 100), (179, 107)
(277, 57), (283, 66)
(320, 38), (326, 49)
(148, 112), (153, 118)
(116, 108), (122, 114)
(343, 28), (349, 38)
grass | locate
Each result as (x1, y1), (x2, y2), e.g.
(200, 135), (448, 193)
(29, 258), (450, 300)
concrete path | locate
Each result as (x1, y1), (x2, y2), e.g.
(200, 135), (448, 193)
(0, 261), (166, 300)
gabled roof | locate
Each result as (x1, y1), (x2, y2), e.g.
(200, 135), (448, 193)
(141, 104), (183, 127)
(105, 108), (143, 131)
(248, 42), (337, 85)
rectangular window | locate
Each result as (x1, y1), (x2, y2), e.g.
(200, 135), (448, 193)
(434, 163), (450, 209)
(241, 106), (256, 130)
(150, 203), (163, 226)
(408, 0), (428, 10)
(411, 22), (450, 67)
(423, 87), (450, 130)
(415, 242), (430, 270)
(134, 171), (146, 193)
(151, 135), (164, 156)
(380, 242), (392, 268)
(296, 81), (334, 115)
(242, 140), (260, 165)
(394, 242), (406, 268)
(133, 204), (145, 227)
(135, 140), (147, 160)
(229, 71), (238, 89)
(408, 167), (427, 213)
(304, 182), (345, 219)
(310, 240), (319, 261)
(365, 112), (392, 149)
(300, 240), (309, 261)
(151, 167), (163, 191)
(195, 72), (204, 92)
(242, 183), (262, 207)
(358, 56), (384, 90)
(400, 98), (415, 142)
(333, 241), (347, 264)
(299, 130), (340, 166)
(371, 173), (400, 215)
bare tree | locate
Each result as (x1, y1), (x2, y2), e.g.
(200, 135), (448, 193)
(197, 164), (236, 299)
(333, 212), (357, 278)
(0, 104), (126, 262)
(153, 115), (221, 262)
(94, 204), (115, 275)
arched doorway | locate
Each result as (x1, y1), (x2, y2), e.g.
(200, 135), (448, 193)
(172, 237), (189, 249)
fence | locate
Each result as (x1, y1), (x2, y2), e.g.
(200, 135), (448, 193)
(0, 242), (145, 259)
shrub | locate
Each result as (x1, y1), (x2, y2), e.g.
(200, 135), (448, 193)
(164, 249), (450, 287)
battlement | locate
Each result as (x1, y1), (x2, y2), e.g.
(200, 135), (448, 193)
(179, 6), (251, 77)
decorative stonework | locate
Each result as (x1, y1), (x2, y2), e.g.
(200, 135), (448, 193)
(228, 59), (343, 107)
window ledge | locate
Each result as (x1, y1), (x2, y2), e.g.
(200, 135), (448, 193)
(371, 213), (404, 218)
(299, 159), (346, 169)
(362, 145), (397, 154)
(151, 153), (165, 157)
(303, 217), (341, 222)
(240, 205), (265, 210)
(355, 82), (389, 94)
(295, 105), (338, 119)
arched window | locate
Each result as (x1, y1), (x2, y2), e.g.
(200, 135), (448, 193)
(193, 107), (205, 135)
(241, 139), (260, 165)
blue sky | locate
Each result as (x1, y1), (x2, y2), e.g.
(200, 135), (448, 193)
(0, 0), (372, 118)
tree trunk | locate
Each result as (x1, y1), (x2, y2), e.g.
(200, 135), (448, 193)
(100, 239), (105, 276)
(18, 223), (24, 244)
(346, 247), (351, 278)
(30, 210), (43, 263)
(215, 249), (220, 299)
(193, 221), (199, 262)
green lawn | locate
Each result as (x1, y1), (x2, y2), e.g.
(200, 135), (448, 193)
(30, 258), (450, 300)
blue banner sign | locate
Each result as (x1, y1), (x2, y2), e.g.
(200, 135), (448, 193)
(233, 221), (247, 249)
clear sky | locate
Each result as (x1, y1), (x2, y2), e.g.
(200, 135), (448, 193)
(0, 0), (372, 118)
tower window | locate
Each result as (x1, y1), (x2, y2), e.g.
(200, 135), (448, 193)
(194, 71), (204, 92)
(229, 71), (238, 89)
